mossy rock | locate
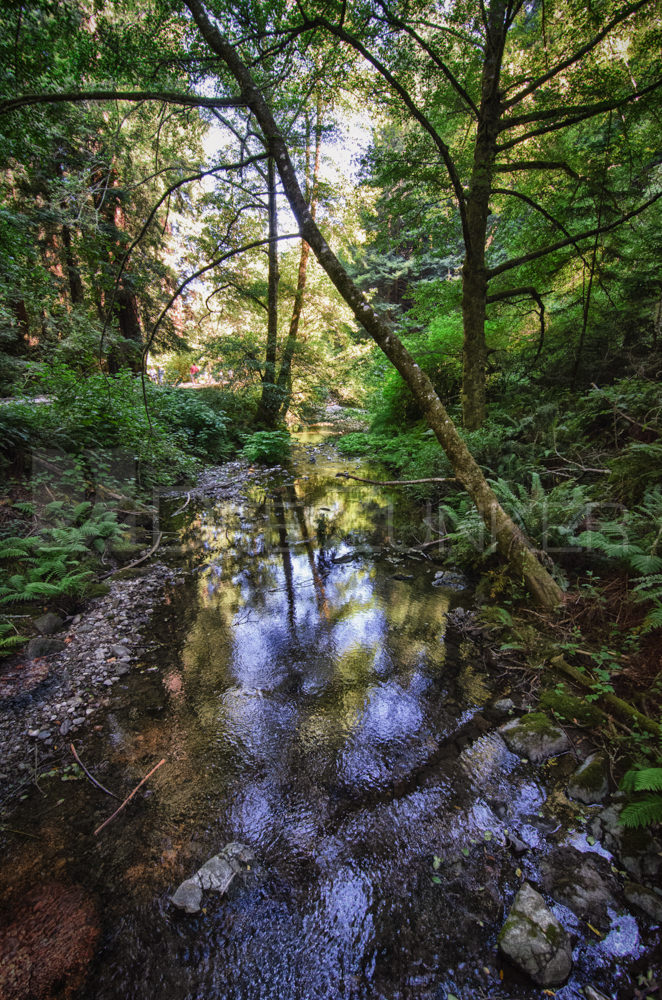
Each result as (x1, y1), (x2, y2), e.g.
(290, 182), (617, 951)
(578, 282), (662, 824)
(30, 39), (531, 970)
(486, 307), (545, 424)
(567, 753), (609, 804)
(500, 712), (570, 763)
(539, 686), (603, 728)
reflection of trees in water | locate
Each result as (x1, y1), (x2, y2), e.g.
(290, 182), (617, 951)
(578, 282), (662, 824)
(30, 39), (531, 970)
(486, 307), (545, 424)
(154, 461), (455, 855)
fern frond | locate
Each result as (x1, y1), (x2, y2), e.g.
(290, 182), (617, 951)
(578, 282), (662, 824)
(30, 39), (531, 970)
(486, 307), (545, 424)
(620, 795), (662, 829)
(632, 768), (662, 792)
(629, 553), (662, 574)
(642, 605), (662, 632)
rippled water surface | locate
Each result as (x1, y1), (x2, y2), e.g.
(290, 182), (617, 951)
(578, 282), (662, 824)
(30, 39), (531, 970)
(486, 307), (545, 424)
(1, 435), (658, 1000)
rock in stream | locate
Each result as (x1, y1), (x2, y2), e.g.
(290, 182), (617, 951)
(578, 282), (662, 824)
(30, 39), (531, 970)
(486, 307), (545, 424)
(170, 842), (255, 914)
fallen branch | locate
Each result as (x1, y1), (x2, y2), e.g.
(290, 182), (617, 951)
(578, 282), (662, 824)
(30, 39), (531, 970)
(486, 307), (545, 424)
(335, 472), (456, 487)
(550, 655), (661, 737)
(552, 448), (610, 474)
(101, 531), (163, 579)
(70, 743), (120, 799)
(94, 758), (166, 835)
(172, 492), (191, 516)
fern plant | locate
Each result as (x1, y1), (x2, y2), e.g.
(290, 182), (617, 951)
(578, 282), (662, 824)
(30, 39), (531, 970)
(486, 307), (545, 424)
(0, 620), (27, 656)
(620, 766), (662, 829)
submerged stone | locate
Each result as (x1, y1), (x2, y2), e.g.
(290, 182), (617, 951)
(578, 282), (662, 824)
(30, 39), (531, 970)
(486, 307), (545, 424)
(567, 753), (609, 804)
(498, 882), (572, 986)
(499, 712), (570, 763)
(170, 879), (203, 914)
(170, 842), (255, 915)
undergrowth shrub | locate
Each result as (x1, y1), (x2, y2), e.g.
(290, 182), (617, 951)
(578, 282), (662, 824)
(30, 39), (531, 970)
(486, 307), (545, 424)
(241, 430), (291, 465)
(439, 474), (592, 581)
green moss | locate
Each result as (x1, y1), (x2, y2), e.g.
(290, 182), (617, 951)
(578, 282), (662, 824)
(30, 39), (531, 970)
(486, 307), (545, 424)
(540, 687), (603, 728)
(573, 756), (606, 791)
(513, 711), (558, 736)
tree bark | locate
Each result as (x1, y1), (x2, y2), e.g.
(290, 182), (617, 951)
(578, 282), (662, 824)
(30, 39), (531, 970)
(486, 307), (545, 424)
(183, 0), (564, 609)
(256, 155), (281, 427)
(461, 0), (507, 430)
(276, 98), (323, 419)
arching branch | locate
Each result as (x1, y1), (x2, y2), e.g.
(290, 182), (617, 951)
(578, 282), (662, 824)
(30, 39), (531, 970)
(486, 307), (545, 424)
(493, 160), (580, 181)
(487, 286), (546, 362)
(488, 191), (662, 278)
(503, 0), (652, 109)
(0, 89), (247, 115)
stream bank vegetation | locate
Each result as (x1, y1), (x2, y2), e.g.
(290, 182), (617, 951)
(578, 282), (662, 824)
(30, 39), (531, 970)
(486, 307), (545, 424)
(1, 0), (661, 833)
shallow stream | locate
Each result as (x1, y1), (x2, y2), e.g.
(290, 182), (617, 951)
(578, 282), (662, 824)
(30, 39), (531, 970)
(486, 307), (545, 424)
(1, 434), (659, 999)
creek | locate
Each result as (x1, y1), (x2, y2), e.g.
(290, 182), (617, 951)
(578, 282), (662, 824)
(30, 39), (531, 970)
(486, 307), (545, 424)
(0, 432), (659, 1000)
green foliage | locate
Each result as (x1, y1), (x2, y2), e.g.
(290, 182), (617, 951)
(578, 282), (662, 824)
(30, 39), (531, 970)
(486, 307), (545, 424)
(0, 502), (124, 606)
(241, 430), (291, 465)
(1, 363), (235, 483)
(620, 767), (662, 829)
(151, 387), (230, 462)
(440, 474), (591, 576)
(0, 620), (27, 656)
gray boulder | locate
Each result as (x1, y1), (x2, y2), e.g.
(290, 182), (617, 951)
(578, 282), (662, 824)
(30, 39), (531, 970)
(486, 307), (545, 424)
(26, 636), (65, 659)
(33, 612), (64, 635)
(499, 713), (570, 763)
(170, 879), (203, 914)
(567, 753), (609, 804)
(624, 881), (662, 922)
(498, 882), (572, 986)
(540, 848), (618, 930)
(170, 842), (255, 914)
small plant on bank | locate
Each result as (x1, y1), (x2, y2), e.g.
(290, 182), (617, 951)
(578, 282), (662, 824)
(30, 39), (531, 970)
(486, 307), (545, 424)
(241, 430), (291, 465)
(620, 764), (662, 829)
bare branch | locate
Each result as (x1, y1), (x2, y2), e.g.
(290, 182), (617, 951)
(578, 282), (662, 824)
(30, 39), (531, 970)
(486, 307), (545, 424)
(336, 472), (456, 486)
(141, 232), (300, 359)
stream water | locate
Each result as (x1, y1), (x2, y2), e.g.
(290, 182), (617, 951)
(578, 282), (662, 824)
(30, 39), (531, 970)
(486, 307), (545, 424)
(1, 433), (659, 1000)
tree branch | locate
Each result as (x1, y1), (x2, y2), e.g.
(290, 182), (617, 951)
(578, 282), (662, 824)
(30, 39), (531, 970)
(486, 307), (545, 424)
(501, 77), (662, 130)
(486, 285), (546, 361)
(498, 78), (662, 151)
(488, 191), (662, 278)
(336, 472), (456, 486)
(373, 3), (479, 117)
(293, 12), (470, 248)
(0, 89), (247, 115)
(503, 0), (652, 109)
(493, 160), (580, 181)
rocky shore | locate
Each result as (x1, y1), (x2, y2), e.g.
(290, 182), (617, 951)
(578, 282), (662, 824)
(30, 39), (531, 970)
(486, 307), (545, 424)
(0, 563), (179, 811)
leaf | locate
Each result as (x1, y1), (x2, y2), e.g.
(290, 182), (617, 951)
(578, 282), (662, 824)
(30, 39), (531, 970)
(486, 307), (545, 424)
(433, 855), (442, 870)
(462, 847), (470, 857)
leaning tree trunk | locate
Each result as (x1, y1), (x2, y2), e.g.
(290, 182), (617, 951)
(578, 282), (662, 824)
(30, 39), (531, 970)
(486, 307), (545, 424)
(185, 0), (564, 609)
(256, 155), (281, 427)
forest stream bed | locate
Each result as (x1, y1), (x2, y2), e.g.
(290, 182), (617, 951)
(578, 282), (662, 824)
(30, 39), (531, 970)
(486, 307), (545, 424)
(0, 432), (661, 1000)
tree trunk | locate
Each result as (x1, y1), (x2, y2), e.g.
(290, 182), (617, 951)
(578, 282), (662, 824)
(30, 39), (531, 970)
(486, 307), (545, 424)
(461, 0), (507, 429)
(184, 0), (564, 609)
(61, 223), (84, 305)
(256, 155), (280, 427)
(276, 98), (323, 419)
